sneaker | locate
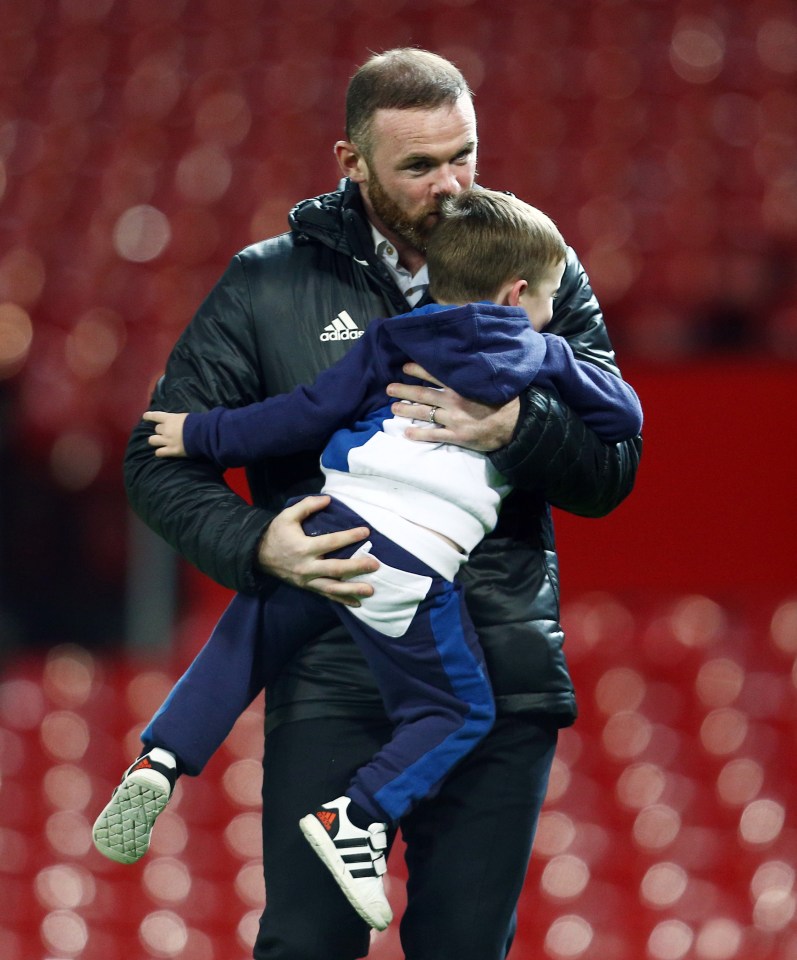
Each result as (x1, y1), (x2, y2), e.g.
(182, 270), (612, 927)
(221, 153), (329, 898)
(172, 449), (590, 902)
(299, 796), (393, 931)
(92, 749), (177, 864)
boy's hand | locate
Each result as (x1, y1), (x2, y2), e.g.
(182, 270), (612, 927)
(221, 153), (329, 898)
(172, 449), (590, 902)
(143, 411), (189, 457)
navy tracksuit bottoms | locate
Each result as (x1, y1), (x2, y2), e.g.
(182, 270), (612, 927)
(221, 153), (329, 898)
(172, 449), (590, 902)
(142, 497), (495, 824)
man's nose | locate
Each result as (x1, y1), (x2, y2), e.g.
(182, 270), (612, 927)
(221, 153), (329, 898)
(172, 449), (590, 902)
(430, 166), (463, 196)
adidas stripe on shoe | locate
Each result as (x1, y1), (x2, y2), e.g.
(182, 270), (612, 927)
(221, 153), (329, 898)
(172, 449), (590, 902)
(299, 796), (393, 931)
(92, 749), (177, 865)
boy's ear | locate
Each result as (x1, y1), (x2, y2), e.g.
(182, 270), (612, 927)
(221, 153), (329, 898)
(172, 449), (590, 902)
(334, 141), (369, 183)
(505, 279), (528, 307)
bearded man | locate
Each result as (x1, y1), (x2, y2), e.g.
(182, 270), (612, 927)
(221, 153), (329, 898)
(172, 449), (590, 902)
(124, 48), (641, 960)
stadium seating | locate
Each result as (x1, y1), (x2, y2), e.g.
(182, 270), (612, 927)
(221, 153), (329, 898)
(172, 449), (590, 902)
(2, 591), (796, 959)
(1, 1), (796, 957)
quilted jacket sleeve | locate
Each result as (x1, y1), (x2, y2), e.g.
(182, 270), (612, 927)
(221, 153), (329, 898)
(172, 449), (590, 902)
(124, 255), (277, 594)
(491, 389), (642, 516)
(489, 247), (642, 517)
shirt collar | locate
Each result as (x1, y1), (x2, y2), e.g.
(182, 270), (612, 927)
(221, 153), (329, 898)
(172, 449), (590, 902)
(370, 225), (429, 307)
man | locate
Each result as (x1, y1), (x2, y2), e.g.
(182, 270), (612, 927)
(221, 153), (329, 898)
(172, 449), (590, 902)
(124, 49), (641, 960)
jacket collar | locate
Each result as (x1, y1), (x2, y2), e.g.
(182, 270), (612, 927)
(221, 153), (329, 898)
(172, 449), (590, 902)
(290, 180), (414, 314)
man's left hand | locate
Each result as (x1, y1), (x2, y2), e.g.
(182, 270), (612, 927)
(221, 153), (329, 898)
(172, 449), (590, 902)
(386, 362), (520, 453)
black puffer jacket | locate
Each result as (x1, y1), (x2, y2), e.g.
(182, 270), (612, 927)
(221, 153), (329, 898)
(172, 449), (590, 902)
(124, 180), (642, 730)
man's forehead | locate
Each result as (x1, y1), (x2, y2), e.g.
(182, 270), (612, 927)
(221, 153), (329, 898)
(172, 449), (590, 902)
(369, 99), (477, 154)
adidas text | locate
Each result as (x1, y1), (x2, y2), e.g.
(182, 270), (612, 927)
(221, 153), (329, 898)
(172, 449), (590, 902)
(320, 328), (364, 341)
(321, 311), (363, 342)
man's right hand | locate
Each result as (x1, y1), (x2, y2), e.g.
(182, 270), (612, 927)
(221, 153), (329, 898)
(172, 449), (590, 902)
(257, 495), (378, 607)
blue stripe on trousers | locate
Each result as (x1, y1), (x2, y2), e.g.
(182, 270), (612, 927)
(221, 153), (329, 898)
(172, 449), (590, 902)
(302, 498), (496, 824)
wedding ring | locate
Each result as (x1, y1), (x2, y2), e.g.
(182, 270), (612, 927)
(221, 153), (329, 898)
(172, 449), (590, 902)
(428, 406), (438, 424)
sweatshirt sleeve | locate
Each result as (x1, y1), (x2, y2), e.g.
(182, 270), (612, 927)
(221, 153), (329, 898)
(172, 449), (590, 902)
(532, 333), (643, 442)
(182, 323), (387, 467)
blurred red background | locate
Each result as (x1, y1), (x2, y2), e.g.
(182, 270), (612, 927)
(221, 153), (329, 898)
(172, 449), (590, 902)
(1, 1), (795, 959)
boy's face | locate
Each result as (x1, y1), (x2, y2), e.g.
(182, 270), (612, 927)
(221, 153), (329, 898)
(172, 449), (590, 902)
(520, 259), (566, 331)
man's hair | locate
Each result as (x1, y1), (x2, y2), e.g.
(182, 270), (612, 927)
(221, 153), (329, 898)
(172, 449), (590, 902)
(427, 190), (567, 304)
(346, 48), (472, 158)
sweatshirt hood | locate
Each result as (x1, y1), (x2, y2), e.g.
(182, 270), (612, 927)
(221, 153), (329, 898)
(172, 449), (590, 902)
(384, 302), (547, 405)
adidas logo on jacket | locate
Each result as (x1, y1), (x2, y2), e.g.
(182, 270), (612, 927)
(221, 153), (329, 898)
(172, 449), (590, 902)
(320, 311), (364, 341)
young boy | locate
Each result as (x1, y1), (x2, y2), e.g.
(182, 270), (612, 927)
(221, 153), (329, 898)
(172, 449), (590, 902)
(93, 189), (642, 930)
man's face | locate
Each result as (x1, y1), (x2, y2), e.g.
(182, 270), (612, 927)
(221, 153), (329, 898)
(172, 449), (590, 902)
(356, 96), (478, 253)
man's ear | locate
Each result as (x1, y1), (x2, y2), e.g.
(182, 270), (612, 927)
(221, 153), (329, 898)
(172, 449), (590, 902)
(334, 141), (369, 183)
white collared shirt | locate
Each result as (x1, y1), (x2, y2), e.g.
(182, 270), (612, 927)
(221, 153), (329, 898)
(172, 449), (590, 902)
(370, 225), (429, 307)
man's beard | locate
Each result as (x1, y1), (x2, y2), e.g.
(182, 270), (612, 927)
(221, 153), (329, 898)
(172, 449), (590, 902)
(366, 171), (441, 253)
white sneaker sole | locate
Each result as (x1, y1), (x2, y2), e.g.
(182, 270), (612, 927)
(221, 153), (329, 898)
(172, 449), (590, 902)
(92, 770), (170, 865)
(299, 814), (393, 931)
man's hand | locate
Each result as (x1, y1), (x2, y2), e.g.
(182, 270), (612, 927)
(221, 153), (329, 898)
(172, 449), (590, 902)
(257, 496), (379, 607)
(143, 411), (189, 457)
(386, 363), (520, 452)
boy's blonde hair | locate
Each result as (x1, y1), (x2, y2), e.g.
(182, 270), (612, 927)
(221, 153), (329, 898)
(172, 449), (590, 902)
(427, 189), (567, 304)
